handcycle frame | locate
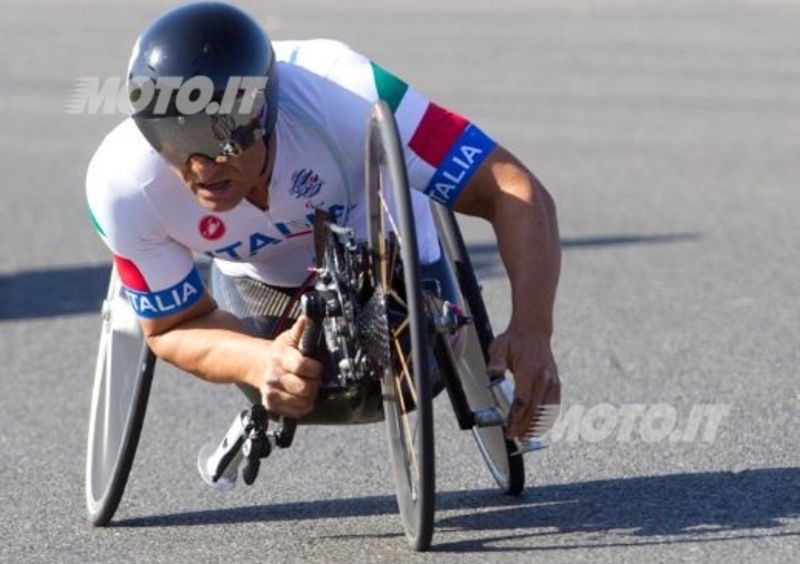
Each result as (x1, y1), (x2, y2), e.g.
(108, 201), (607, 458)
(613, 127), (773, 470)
(85, 101), (538, 551)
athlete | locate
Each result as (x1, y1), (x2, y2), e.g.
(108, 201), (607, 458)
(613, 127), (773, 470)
(86, 2), (561, 439)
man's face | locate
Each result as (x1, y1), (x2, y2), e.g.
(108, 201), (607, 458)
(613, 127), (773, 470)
(176, 138), (267, 212)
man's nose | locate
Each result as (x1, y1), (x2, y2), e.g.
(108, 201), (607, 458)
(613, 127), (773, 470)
(188, 154), (226, 177)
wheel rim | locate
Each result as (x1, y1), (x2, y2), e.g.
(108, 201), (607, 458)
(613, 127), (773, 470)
(429, 204), (525, 495)
(458, 327), (512, 488)
(368, 100), (434, 550)
(381, 238), (424, 528)
(85, 271), (153, 522)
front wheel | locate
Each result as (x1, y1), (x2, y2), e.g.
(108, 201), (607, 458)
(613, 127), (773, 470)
(85, 267), (155, 525)
(431, 204), (525, 496)
(366, 101), (435, 551)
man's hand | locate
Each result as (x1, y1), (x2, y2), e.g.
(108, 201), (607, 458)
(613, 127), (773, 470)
(452, 146), (561, 440)
(488, 326), (560, 439)
(256, 316), (323, 419)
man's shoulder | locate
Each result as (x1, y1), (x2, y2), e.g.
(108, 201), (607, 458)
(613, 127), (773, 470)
(273, 38), (376, 130)
(273, 38), (376, 99)
(87, 118), (169, 196)
(85, 117), (175, 234)
(274, 38), (362, 76)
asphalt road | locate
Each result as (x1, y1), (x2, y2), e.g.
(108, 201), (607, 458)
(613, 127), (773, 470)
(2, 0), (798, 562)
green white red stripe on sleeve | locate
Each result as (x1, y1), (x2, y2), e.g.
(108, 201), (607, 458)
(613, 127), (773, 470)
(370, 62), (497, 207)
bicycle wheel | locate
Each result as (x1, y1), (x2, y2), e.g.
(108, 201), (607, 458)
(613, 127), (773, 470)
(85, 267), (155, 525)
(366, 101), (435, 551)
(431, 205), (525, 496)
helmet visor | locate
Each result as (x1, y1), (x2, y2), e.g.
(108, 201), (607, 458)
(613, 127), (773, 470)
(133, 89), (267, 167)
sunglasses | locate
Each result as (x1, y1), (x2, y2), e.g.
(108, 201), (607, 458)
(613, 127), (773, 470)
(133, 88), (269, 167)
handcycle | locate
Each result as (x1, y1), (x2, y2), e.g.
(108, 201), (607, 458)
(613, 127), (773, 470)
(85, 101), (544, 551)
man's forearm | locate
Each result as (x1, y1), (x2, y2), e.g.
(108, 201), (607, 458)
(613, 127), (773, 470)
(491, 173), (561, 337)
(453, 147), (561, 336)
(145, 308), (266, 389)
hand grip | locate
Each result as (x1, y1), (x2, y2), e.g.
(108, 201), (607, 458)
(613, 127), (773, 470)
(298, 292), (324, 355)
(489, 371), (547, 455)
(196, 409), (248, 489)
(276, 292), (325, 449)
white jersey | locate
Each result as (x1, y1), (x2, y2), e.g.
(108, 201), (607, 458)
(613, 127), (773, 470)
(87, 40), (496, 319)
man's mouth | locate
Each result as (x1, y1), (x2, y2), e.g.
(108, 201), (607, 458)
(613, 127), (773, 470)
(198, 179), (230, 192)
(196, 179), (233, 201)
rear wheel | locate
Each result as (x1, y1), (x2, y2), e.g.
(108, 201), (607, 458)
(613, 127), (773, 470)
(431, 205), (524, 496)
(366, 101), (435, 551)
(85, 267), (155, 525)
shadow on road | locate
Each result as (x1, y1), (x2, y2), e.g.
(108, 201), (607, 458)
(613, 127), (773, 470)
(115, 467), (799, 551)
(469, 232), (701, 279)
(0, 261), (215, 321)
(560, 232), (701, 248)
(0, 264), (110, 321)
(0, 233), (699, 321)
(430, 466), (800, 552)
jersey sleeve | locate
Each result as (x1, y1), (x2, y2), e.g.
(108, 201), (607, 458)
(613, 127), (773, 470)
(324, 43), (498, 208)
(86, 146), (204, 319)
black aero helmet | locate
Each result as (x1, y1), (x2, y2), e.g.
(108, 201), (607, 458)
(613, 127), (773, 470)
(127, 2), (278, 166)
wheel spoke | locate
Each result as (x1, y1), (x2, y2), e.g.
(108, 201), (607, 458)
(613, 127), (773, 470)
(392, 317), (409, 339)
(378, 189), (403, 246)
(388, 289), (407, 309)
(392, 337), (418, 405)
(393, 374), (420, 483)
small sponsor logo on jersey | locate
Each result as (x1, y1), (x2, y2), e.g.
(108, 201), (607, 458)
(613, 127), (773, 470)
(289, 168), (324, 199)
(199, 215), (226, 240)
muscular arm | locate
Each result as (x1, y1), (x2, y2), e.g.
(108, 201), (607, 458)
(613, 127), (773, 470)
(454, 146), (560, 337)
(454, 146), (561, 437)
(141, 293), (262, 387)
(140, 293), (321, 418)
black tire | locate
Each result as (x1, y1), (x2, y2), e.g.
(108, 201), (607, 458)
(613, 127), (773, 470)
(85, 269), (155, 525)
(366, 101), (435, 551)
(431, 205), (525, 496)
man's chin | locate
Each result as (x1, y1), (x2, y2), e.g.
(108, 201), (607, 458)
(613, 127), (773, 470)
(196, 195), (239, 212)
(189, 185), (242, 212)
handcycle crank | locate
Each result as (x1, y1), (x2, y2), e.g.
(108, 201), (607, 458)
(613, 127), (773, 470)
(197, 292), (325, 490)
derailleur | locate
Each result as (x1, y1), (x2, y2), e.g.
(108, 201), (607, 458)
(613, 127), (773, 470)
(312, 221), (390, 386)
